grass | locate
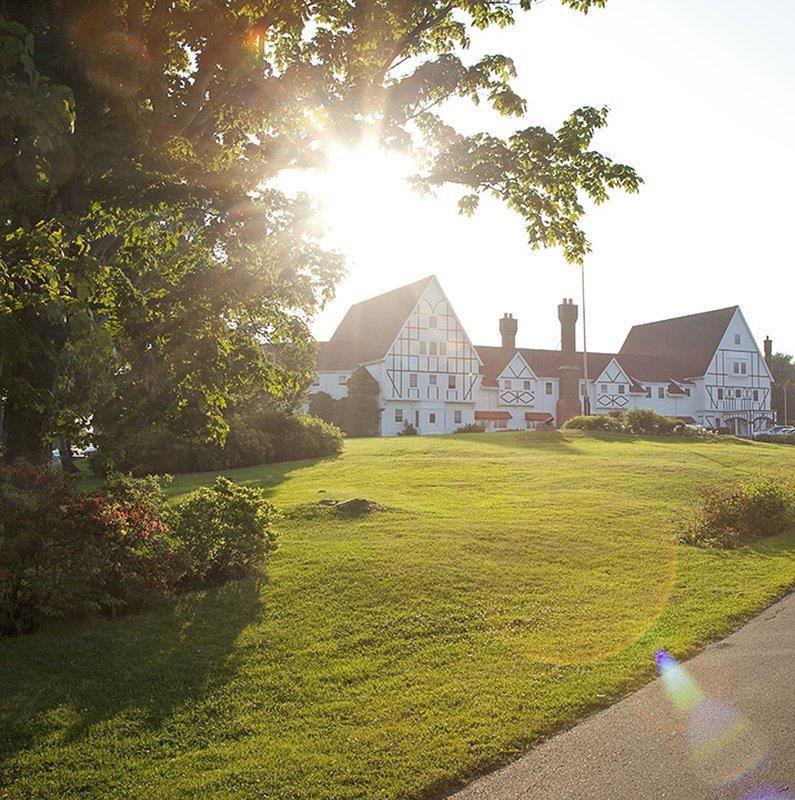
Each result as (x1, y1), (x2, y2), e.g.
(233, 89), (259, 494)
(1, 431), (794, 800)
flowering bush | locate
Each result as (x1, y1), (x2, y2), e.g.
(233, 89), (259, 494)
(679, 478), (795, 548)
(176, 477), (277, 587)
(1, 466), (279, 635)
(0, 466), (182, 634)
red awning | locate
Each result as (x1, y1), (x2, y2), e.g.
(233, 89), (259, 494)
(475, 410), (512, 421)
(676, 416), (697, 424)
(525, 412), (553, 422)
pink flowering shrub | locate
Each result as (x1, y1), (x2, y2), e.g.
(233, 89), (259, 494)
(0, 466), (181, 634)
(1, 467), (278, 635)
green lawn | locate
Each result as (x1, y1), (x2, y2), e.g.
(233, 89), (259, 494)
(1, 431), (794, 800)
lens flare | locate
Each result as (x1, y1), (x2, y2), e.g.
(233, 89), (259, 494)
(655, 650), (772, 792)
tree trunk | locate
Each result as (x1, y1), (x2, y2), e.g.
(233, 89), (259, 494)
(56, 435), (78, 473)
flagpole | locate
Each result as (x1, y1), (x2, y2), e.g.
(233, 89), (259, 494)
(581, 262), (591, 414)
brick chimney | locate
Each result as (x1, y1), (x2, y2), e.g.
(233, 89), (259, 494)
(499, 313), (517, 350)
(556, 299), (581, 427)
(764, 336), (773, 369)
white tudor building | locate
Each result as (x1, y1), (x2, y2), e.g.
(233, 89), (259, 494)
(308, 275), (775, 437)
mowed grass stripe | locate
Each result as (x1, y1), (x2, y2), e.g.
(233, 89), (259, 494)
(0, 431), (793, 799)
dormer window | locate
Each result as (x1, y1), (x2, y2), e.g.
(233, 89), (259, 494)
(645, 386), (652, 398)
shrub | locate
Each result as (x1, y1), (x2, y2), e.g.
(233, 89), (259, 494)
(679, 478), (795, 548)
(563, 414), (624, 431)
(397, 421), (418, 436)
(0, 467), (181, 634)
(92, 409), (343, 475)
(623, 408), (677, 435)
(175, 477), (277, 587)
(754, 433), (795, 445)
(455, 423), (485, 434)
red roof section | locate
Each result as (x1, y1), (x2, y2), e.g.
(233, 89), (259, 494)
(317, 276), (435, 371)
(620, 306), (737, 378)
(475, 410), (512, 421)
(525, 412), (553, 422)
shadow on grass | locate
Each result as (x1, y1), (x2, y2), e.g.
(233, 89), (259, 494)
(164, 453), (340, 501)
(448, 430), (584, 454)
(0, 576), (263, 762)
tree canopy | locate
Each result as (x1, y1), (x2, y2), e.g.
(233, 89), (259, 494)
(0, 0), (640, 462)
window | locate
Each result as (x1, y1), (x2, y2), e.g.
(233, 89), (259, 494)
(735, 388), (741, 398)
(448, 374), (456, 389)
(683, 387), (691, 396)
(419, 341), (427, 355)
(429, 412), (436, 424)
(504, 379), (512, 389)
(429, 342), (438, 356)
(734, 333), (741, 345)
(454, 410), (462, 424)
(415, 410), (420, 427)
(338, 374), (347, 385)
(658, 386), (665, 399)
(741, 363), (747, 375)
(429, 374), (437, 385)
(753, 389), (759, 401)
(429, 315), (437, 328)
(601, 384), (608, 393)
(618, 384), (625, 394)
(545, 382), (553, 395)
(645, 386), (652, 398)
(439, 342), (446, 356)
(524, 380), (532, 390)
(717, 388), (724, 400)
(395, 409), (403, 423)
(409, 373), (418, 388)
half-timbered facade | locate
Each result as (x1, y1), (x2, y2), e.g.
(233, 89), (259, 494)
(309, 275), (775, 436)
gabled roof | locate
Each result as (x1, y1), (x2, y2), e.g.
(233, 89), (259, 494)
(476, 347), (617, 386)
(619, 306), (738, 378)
(316, 276), (435, 371)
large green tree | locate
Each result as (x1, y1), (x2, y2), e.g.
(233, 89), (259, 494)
(768, 352), (794, 424)
(0, 0), (640, 462)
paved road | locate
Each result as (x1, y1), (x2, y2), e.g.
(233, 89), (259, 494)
(450, 593), (795, 800)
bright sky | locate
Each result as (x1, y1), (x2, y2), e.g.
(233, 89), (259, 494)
(303, 0), (795, 356)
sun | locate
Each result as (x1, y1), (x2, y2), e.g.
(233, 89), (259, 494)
(283, 140), (421, 263)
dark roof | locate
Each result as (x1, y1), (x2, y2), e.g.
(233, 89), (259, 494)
(476, 347), (617, 386)
(475, 346), (704, 386)
(316, 276), (435, 371)
(619, 306), (738, 378)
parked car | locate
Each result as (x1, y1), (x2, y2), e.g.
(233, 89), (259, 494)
(753, 425), (795, 439)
